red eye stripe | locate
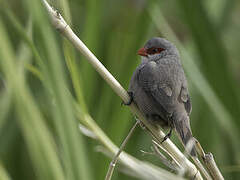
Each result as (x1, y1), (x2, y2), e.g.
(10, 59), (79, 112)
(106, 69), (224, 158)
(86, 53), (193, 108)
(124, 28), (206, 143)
(147, 47), (165, 54)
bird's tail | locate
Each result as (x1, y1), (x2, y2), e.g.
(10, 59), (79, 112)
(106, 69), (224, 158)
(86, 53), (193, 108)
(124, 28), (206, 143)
(172, 111), (197, 156)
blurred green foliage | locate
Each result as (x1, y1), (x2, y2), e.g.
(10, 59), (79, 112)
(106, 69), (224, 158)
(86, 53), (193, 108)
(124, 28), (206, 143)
(0, 0), (240, 179)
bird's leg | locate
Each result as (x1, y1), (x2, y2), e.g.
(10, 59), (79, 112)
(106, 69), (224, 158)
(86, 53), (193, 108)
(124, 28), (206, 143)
(121, 91), (133, 106)
(161, 127), (173, 143)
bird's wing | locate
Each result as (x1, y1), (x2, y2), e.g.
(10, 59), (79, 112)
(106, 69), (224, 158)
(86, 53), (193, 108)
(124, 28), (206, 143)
(138, 61), (174, 116)
(179, 85), (192, 115)
(138, 61), (191, 116)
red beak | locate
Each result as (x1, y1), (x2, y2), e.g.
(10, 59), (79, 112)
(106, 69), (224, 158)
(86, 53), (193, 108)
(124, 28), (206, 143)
(137, 47), (148, 57)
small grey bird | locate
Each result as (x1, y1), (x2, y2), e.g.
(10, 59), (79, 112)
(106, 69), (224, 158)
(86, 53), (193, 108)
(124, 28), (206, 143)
(128, 37), (196, 156)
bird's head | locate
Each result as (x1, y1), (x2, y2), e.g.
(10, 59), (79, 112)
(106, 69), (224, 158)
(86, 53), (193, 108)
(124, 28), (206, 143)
(137, 37), (179, 62)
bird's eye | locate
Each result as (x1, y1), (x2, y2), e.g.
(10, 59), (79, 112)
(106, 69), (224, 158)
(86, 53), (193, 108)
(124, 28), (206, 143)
(150, 48), (158, 53)
(147, 47), (164, 54)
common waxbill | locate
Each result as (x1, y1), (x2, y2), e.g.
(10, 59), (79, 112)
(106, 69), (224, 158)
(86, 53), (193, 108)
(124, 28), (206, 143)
(128, 37), (196, 156)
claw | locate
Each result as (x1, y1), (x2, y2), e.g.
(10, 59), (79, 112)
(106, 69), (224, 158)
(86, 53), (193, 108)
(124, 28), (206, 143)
(161, 128), (173, 143)
(121, 92), (133, 106)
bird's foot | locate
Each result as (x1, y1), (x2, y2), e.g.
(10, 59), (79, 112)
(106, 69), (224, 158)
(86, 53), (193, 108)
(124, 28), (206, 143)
(161, 128), (173, 143)
(121, 91), (133, 106)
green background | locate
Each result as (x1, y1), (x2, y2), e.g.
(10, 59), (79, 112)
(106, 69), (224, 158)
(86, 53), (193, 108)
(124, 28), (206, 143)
(0, 0), (240, 179)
